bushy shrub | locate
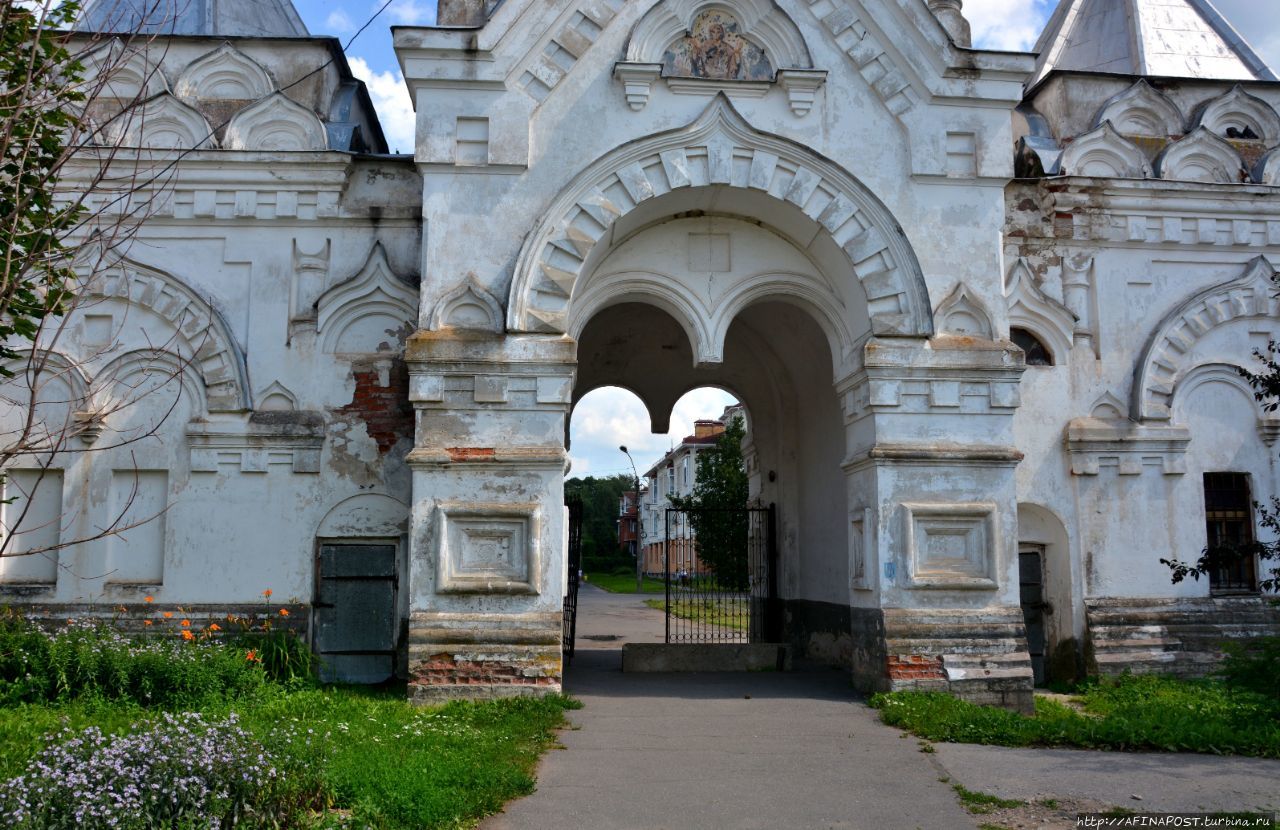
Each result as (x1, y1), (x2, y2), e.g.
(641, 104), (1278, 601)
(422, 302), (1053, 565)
(1217, 636), (1280, 703)
(0, 616), (265, 708)
(0, 712), (319, 829)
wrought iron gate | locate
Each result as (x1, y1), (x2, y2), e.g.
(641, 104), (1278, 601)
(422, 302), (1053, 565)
(663, 504), (778, 644)
(563, 497), (583, 662)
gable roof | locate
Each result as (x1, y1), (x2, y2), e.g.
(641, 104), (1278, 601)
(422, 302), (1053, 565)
(1030, 0), (1276, 88)
(77, 0), (310, 38)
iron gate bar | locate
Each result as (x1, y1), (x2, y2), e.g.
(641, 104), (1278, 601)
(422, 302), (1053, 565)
(663, 504), (777, 645)
(563, 497), (584, 662)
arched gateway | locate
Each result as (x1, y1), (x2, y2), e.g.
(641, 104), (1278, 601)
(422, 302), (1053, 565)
(405, 96), (1034, 708)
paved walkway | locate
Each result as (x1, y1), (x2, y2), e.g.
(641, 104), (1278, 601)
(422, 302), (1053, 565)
(483, 585), (1280, 829)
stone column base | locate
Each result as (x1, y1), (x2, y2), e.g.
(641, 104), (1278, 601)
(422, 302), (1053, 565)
(855, 606), (1035, 713)
(406, 611), (562, 703)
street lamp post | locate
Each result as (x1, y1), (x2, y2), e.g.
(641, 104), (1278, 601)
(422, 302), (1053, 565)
(620, 445), (642, 592)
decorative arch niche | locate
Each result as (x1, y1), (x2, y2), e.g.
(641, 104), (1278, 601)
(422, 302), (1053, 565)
(106, 92), (215, 150)
(175, 43), (274, 101)
(935, 283), (993, 339)
(316, 244), (418, 354)
(1196, 85), (1280, 144)
(1093, 80), (1183, 137)
(1133, 256), (1279, 421)
(1004, 259), (1076, 364)
(507, 96), (932, 342)
(429, 277), (504, 333)
(87, 259), (250, 412)
(1155, 127), (1244, 183)
(224, 92), (328, 152)
(80, 38), (169, 102)
(1060, 122), (1151, 178)
(616, 0), (824, 115)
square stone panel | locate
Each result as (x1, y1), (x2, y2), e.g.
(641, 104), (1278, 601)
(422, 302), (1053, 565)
(436, 502), (541, 594)
(902, 502), (998, 589)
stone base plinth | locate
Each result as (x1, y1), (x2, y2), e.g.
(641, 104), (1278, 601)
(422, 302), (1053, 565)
(1086, 596), (1280, 677)
(406, 611), (562, 703)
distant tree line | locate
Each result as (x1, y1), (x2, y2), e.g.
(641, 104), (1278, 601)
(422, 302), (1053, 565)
(564, 474), (635, 574)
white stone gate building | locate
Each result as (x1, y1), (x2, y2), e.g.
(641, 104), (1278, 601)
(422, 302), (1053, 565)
(3, 0), (1278, 708)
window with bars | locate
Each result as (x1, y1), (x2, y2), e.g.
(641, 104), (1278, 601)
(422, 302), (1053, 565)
(1204, 472), (1257, 594)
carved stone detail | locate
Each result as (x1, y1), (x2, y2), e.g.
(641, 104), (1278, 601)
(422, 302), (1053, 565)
(902, 502), (998, 590)
(106, 92), (215, 150)
(936, 283), (994, 339)
(1133, 256), (1278, 421)
(1066, 419), (1189, 476)
(430, 277), (504, 333)
(435, 502), (541, 595)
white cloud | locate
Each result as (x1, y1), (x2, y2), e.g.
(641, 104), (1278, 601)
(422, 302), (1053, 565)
(325, 9), (355, 33)
(348, 56), (415, 154)
(387, 0), (435, 25)
(965, 0), (1049, 52)
(568, 386), (738, 480)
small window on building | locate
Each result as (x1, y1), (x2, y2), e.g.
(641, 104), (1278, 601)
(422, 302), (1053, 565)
(1204, 472), (1257, 594)
(1011, 327), (1053, 366)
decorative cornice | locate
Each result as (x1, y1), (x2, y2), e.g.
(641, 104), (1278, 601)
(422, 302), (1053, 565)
(1065, 418), (1190, 476)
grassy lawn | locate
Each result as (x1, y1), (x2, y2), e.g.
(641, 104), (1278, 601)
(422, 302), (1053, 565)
(582, 571), (667, 593)
(0, 613), (578, 829)
(872, 674), (1280, 758)
(643, 595), (750, 632)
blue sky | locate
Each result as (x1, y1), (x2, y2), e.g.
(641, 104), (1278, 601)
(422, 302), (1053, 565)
(287, 0), (1280, 479)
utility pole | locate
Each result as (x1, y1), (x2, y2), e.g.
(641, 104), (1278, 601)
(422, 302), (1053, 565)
(620, 445), (642, 592)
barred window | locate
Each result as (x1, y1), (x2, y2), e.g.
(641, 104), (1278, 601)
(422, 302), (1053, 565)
(1204, 472), (1257, 594)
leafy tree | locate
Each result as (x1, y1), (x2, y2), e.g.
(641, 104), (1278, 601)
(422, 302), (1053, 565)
(1160, 272), (1280, 594)
(670, 417), (749, 590)
(564, 474), (635, 571)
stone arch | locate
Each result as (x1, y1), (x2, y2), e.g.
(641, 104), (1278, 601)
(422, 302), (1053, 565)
(317, 493), (409, 539)
(508, 96), (933, 340)
(1254, 146), (1280, 184)
(569, 383), (660, 434)
(1155, 127), (1244, 183)
(1094, 80), (1183, 137)
(1060, 122), (1150, 178)
(1133, 256), (1278, 421)
(567, 269), (714, 364)
(1174, 362), (1258, 412)
(224, 92), (328, 152)
(106, 92), (215, 150)
(90, 258), (250, 412)
(624, 0), (813, 74)
(175, 43), (274, 101)
(1195, 85), (1280, 144)
(93, 348), (209, 422)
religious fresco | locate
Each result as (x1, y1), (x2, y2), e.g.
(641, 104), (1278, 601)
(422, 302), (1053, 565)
(661, 9), (774, 82)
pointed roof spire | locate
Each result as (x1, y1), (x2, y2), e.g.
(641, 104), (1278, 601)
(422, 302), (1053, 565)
(1031, 0), (1276, 88)
(77, 0), (309, 38)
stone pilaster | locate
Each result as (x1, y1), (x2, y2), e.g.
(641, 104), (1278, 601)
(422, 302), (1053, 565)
(839, 336), (1034, 711)
(404, 330), (574, 701)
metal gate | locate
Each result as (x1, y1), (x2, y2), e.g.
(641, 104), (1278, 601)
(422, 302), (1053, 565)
(315, 544), (397, 684)
(663, 504), (778, 644)
(563, 497), (583, 662)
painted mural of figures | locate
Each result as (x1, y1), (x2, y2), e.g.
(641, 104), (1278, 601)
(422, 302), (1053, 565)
(662, 10), (774, 81)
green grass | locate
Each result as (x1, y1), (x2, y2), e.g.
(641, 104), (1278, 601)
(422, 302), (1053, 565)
(871, 675), (1280, 758)
(0, 685), (579, 829)
(643, 595), (750, 631)
(952, 784), (1022, 815)
(582, 572), (667, 593)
